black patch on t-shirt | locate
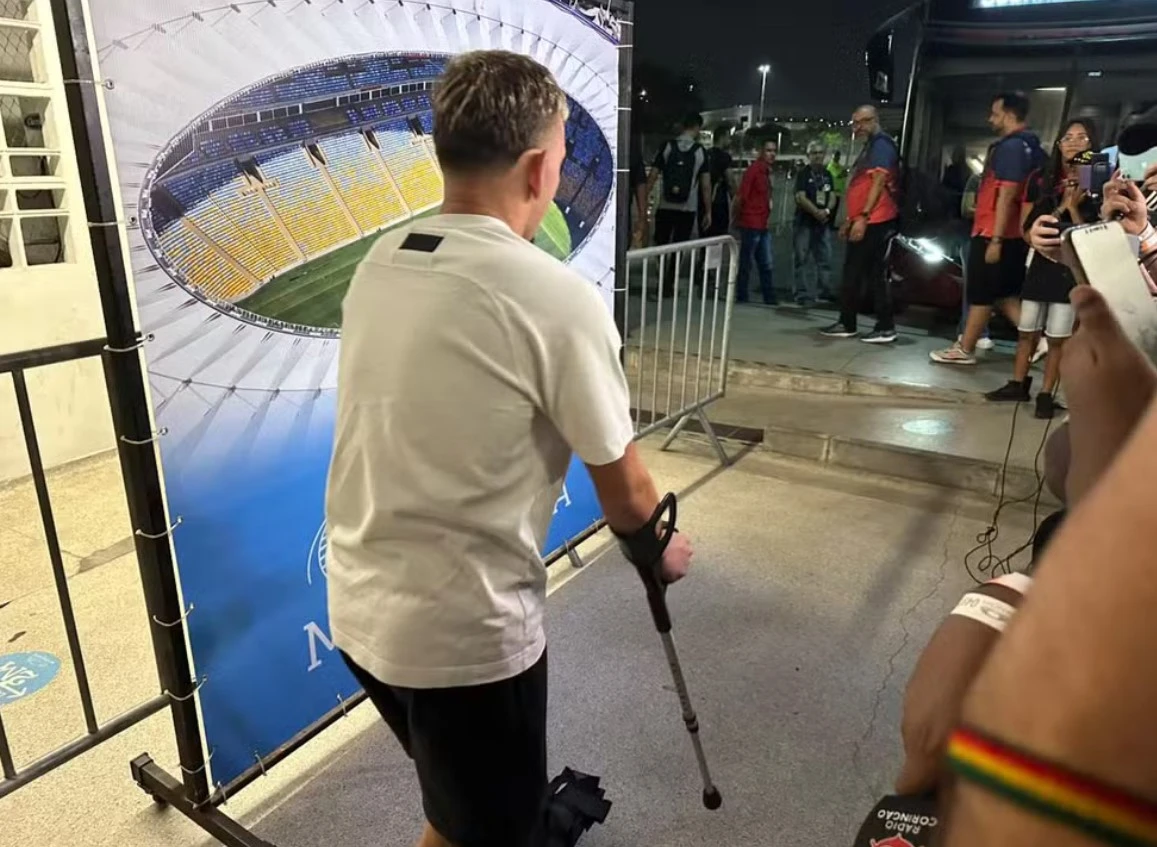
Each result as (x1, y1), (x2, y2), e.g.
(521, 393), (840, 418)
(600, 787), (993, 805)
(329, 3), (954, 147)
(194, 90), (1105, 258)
(400, 233), (444, 253)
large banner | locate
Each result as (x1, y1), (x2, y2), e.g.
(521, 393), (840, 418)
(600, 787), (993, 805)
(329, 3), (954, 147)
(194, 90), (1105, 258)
(89, 0), (621, 789)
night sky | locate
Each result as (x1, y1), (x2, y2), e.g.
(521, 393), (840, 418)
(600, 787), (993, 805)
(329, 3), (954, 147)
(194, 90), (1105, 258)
(633, 0), (913, 116)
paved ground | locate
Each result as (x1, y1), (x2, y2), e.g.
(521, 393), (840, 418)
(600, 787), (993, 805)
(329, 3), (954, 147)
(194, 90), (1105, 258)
(1, 439), (1037, 847)
(714, 388), (1058, 478)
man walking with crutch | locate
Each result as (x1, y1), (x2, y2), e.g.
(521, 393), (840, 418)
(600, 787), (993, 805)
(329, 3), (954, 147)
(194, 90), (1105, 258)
(326, 50), (696, 847)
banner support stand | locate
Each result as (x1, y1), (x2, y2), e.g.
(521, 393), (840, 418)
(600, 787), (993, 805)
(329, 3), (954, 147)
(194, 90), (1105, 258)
(48, 3), (635, 844)
(49, 0), (269, 843)
(130, 755), (276, 847)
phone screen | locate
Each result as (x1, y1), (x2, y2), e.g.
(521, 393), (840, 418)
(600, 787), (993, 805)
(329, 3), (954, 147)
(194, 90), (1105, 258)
(1062, 222), (1157, 358)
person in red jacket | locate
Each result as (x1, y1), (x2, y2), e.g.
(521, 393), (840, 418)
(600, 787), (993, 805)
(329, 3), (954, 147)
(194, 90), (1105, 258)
(733, 140), (778, 304)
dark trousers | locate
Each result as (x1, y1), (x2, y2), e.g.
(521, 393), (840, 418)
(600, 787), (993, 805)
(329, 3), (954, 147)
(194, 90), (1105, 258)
(839, 220), (897, 332)
(653, 208), (696, 294)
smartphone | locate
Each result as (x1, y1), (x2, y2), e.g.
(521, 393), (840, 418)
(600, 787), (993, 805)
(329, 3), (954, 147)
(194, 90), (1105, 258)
(1061, 221), (1157, 358)
(1077, 153), (1112, 196)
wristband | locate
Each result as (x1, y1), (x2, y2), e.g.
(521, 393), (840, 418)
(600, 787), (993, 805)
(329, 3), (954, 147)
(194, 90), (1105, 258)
(988, 572), (1033, 595)
(1140, 223), (1157, 260)
(948, 725), (1157, 846)
(990, 236), (1003, 244)
(950, 592), (1016, 632)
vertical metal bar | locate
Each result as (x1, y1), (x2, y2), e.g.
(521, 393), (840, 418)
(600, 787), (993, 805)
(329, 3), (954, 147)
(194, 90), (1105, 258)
(681, 247), (697, 411)
(706, 252), (722, 395)
(612, 3), (635, 348)
(666, 251), (681, 417)
(695, 249), (709, 403)
(634, 256), (648, 431)
(718, 239), (739, 394)
(11, 369), (99, 735)
(0, 708), (16, 780)
(651, 255), (664, 425)
(51, 0), (211, 804)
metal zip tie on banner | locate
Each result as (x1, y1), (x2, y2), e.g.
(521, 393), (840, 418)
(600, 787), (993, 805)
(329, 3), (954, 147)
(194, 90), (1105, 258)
(253, 751), (267, 777)
(135, 515), (183, 540)
(63, 77), (115, 90)
(121, 426), (169, 446)
(179, 746), (214, 776)
(104, 332), (154, 354)
(336, 692), (349, 717)
(201, 780), (229, 810)
(165, 675), (207, 704)
(152, 602), (194, 628)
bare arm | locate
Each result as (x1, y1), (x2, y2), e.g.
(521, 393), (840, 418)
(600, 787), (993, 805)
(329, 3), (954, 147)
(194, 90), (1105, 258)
(634, 182), (648, 223)
(646, 168), (660, 205)
(795, 190), (823, 220)
(859, 170), (888, 218)
(586, 442), (660, 534)
(699, 172), (712, 215)
(992, 183), (1019, 239)
(944, 289), (1157, 843)
(897, 582), (1025, 795)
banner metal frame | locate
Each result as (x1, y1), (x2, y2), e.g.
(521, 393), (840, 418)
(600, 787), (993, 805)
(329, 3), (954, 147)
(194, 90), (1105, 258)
(44, 0), (637, 844)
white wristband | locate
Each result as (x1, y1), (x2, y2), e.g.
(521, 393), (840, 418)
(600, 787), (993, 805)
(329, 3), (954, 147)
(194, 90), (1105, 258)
(951, 593), (1016, 632)
(988, 572), (1033, 595)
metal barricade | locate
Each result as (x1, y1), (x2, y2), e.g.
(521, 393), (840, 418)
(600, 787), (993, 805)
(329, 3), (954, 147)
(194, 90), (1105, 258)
(623, 235), (739, 465)
(0, 341), (172, 800)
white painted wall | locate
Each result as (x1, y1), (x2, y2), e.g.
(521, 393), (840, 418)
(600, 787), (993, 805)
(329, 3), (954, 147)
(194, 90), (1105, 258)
(0, 0), (110, 484)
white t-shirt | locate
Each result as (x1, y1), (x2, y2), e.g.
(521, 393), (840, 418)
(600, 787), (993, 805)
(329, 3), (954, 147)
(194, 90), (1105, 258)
(326, 214), (635, 689)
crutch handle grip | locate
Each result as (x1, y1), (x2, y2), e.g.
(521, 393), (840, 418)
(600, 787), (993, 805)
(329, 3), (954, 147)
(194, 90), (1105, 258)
(624, 493), (677, 634)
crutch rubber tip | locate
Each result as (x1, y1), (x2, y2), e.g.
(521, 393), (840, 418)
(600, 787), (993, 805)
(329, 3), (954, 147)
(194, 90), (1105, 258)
(703, 788), (723, 810)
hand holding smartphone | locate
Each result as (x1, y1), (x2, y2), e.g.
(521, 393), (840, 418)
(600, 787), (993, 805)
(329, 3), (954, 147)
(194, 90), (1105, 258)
(1060, 221), (1157, 359)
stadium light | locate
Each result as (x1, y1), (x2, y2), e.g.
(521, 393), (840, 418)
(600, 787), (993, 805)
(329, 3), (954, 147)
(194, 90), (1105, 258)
(757, 64), (770, 124)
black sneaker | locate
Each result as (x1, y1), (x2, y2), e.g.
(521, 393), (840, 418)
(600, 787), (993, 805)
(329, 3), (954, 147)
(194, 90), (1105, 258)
(984, 378), (1032, 403)
(862, 329), (897, 344)
(820, 322), (857, 338)
(1035, 392), (1065, 419)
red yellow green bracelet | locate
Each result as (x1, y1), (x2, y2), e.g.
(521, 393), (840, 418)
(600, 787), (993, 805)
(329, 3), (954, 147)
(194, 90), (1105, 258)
(947, 725), (1157, 846)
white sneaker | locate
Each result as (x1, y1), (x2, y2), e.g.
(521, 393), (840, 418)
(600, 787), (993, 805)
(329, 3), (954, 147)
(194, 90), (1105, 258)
(959, 334), (995, 351)
(1031, 337), (1047, 363)
(930, 342), (977, 365)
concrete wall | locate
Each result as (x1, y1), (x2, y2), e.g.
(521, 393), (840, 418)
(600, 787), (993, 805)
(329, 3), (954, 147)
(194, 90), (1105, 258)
(0, 0), (111, 484)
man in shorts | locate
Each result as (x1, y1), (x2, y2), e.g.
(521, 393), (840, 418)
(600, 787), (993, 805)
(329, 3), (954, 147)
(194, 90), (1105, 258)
(931, 92), (1044, 365)
(325, 51), (694, 847)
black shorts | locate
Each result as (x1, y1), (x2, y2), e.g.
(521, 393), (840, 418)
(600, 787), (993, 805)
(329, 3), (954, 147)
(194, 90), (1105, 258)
(966, 236), (1029, 306)
(343, 650), (548, 847)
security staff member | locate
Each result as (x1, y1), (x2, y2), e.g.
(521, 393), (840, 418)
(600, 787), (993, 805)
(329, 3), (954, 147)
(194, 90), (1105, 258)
(326, 51), (693, 847)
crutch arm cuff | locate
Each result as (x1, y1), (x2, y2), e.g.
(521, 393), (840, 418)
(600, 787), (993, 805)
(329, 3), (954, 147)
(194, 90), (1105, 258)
(614, 494), (678, 633)
(612, 493), (677, 569)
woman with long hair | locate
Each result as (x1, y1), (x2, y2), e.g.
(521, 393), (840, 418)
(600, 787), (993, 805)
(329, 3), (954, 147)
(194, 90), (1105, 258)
(985, 118), (1100, 418)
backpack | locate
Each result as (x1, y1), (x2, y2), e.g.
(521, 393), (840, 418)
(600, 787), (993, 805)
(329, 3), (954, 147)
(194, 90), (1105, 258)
(866, 133), (954, 238)
(661, 140), (702, 205)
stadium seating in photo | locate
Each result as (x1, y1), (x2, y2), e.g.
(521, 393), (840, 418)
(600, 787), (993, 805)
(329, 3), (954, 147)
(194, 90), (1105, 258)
(375, 120), (441, 211)
(229, 55), (446, 112)
(143, 52), (616, 324)
(319, 132), (408, 232)
(257, 149), (358, 256)
(156, 219), (253, 302)
(211, 179), (300, 272)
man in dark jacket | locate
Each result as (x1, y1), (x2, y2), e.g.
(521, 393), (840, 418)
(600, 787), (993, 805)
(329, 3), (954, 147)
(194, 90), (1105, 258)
(733, 140), (777, 304)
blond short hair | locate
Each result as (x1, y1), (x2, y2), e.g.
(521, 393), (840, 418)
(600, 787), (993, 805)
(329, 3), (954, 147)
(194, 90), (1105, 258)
(433, 50), (569, 174)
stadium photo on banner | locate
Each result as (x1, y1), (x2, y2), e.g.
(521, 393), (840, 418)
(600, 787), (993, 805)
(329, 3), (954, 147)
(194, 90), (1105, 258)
(144, 53), (614, 330)
(88, 0), (622, 790)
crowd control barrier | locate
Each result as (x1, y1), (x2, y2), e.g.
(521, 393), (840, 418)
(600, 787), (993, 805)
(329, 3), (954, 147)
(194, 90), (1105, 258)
(622, 235), (739, 466)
